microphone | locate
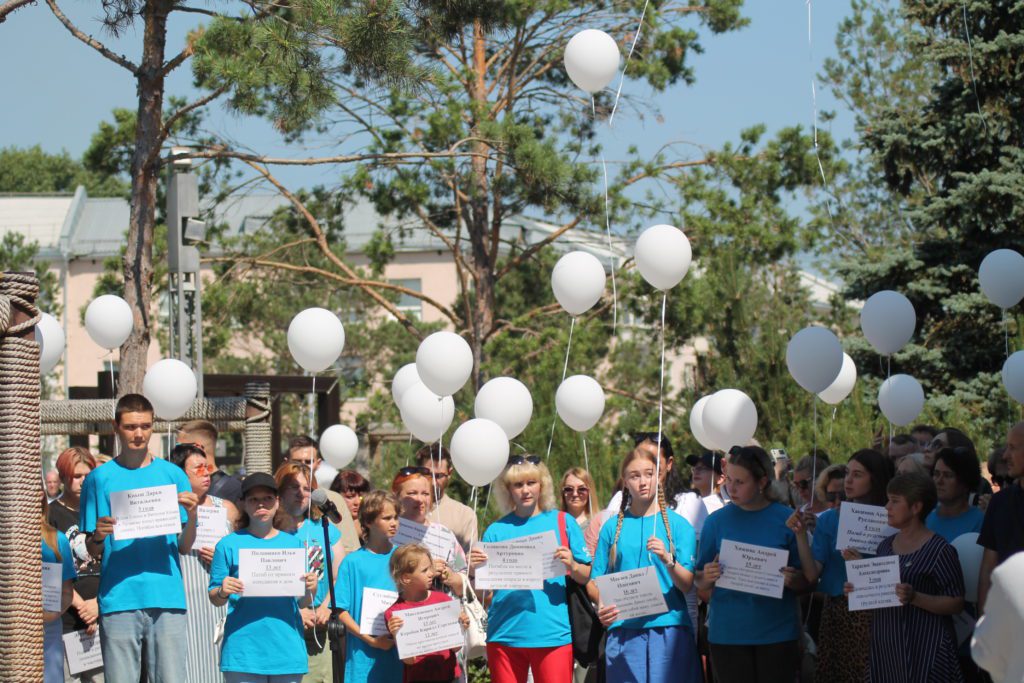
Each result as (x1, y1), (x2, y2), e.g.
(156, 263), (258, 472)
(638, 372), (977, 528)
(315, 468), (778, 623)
(310, 489), (342, 524)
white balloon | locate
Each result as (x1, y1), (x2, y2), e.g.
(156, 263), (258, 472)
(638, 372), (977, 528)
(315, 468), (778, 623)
(563, 29), (620, 94)
(979, 249), (1024, 309)
(450, 418), (510, 487)
(391, 363), (421, 407)
(84, 295), (133, 350)
(818, 353), (858, 405)
(689, 395), (716, 451)
(551, 251), (606, 316)
(635, 224), (692, 291)
(416, 331), (473, 397)
(36, 312), (65, 375)
(555, 375), (606, 432)
(951, 533), (983, 602)
(786, 326), (844, 394)
(320, 424), (359, 470)
(315, 463), (339, 490)
(400, 382), (456, 442)
(142, 358), (198, 420)
(1002, 351), (1024, 404)
(475, 377), (533, 439)
(702, 389), (758, 452)
(287, 308), (345, 373)
(877, 374), (925, 426)
(860, 291), (916, 356)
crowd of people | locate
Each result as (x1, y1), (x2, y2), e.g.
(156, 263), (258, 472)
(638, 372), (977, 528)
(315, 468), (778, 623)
(38, 391), (1024, 683)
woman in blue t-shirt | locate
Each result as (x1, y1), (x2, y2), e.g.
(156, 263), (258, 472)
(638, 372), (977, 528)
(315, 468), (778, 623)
(695, 446), (808, 683)
(43, 495), (75, 683)
(209, 473), (318, 683)
(591, 445), (701, 683)
(789, 448), (893, 683)
(469, 455), (592, 683)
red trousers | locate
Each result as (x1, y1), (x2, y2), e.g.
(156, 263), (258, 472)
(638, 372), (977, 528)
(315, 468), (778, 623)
(486, 642), (574, 683)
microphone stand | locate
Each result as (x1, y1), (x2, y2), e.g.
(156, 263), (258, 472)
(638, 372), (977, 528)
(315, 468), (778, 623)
(321, 514), (346, 683)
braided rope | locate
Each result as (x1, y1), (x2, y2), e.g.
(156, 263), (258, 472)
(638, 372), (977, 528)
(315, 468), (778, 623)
(244, 382), (272, 474)
(0, 273), (44, 681)
(41, 397), (248, 423)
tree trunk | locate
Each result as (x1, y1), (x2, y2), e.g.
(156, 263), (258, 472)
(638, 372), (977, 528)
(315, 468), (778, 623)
(119, 0), (170, 394)
(467, 19), (494, 391)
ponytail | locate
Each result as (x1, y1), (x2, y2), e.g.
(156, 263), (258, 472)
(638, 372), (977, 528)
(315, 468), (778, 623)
(657, 483), (676, 562)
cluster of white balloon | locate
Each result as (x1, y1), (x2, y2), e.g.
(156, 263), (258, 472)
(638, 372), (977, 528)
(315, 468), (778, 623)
(980, 249), (1024, 404)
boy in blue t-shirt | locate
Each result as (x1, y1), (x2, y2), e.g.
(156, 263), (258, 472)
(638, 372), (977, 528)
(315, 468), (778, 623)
(80, 393), (199, 682)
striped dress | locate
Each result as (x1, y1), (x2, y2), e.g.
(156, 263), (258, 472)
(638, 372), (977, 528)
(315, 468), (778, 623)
(182, 496), (230, 682)
(867, 534), (965, 683)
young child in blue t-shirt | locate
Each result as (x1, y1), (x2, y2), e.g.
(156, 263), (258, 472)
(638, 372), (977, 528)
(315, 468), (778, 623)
(335, 490), (403, 682)
(591, 444), (701, 683)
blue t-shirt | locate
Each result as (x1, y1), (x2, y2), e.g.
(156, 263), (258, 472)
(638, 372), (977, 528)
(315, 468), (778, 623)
(334, 546), (401, 682)
(79, 457), (192, 614)
(288, 518), (341, 607)
(810, 506), (864, 597)
(481, 509), (592, 648)
(591, 509), (696, 631)
(43, 532), (77, 584)
(696, 502), (802, 645)
(210, 530), (308, 675)
(926, 506), (984, 543)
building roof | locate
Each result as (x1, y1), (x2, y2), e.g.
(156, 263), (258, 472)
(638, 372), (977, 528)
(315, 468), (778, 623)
(0, 187), (130, 260)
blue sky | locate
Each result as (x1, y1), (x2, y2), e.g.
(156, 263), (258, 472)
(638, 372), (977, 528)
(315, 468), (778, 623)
(0, 1), (856, 194)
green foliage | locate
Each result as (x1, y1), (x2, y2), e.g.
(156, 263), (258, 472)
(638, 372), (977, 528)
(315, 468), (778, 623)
(0, 145), (127, 197)
(824, 0), (1024, 451)
(0, 232), (61, 314)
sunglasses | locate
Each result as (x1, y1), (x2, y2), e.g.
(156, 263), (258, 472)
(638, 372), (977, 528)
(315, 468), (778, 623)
(398, 466), (431, 477)
(563, 486), (589, 497)
(508, 455), (542, 466)
(186, 463), (213, 476)
(825, 491), (846, 503)
(793, 479), (811, 491)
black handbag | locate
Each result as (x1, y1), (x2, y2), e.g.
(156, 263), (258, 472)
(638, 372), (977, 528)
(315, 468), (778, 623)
(558, 512), (606, 667)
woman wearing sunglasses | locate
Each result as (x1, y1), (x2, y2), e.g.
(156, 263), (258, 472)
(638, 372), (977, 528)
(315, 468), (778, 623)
(815, 465), (848, 512)
(470, 454), (592, 683)
(170, 442), (239, 682)
(560, 468), (597, 529)
(391, 466), (467, 593)
(791, 454), (830, 515)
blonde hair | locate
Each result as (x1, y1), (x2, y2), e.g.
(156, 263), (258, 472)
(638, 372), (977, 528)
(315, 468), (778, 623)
(608, 447), (675, 572)
(559, 467), (597, 514)
(492, 458), (556, 514)
(815, 464), (847, 504)
(390, 544), (432, 587)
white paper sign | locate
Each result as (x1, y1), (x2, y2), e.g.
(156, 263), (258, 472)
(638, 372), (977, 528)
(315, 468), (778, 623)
(195, 505), (230, 550)
(716, 540), (787, 599)
(474, 542), (544, 590)
(360, 587), (399, 636)
(239, 548), (305, 597)
(837, 502), (897, 555)
(110, 484), (182, 541)
(393, 518), (459, 562)
(42, 562), (62, 612)
(846, 555), (902, 611)
(394, 600), (465, 660)
(63, 629), (103, 676)
(594, 567), (668, 621)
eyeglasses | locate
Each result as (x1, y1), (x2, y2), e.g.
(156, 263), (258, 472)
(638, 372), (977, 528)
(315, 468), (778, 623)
(508, 455), (542, 466)
(793, 479), (811, 491)
(563, 486), (589, 497)
(186, 463), (213, 476)
(398, 466), (431, 477)
(825, 491), (846, 503)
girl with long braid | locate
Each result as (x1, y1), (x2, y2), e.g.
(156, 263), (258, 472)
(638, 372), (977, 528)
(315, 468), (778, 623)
(590, 446), (701, 682)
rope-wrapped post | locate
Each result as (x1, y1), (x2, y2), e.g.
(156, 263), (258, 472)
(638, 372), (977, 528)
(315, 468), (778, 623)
(244, 382), (272, 474)
(0, 272), (43, 681)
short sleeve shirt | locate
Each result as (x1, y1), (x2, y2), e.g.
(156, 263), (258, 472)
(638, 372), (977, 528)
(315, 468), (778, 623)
(978, 484), (1024, 564)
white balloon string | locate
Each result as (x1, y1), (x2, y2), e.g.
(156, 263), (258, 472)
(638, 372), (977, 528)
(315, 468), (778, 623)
(546, 317), (576, 459)
(601, 155), (618, 335)
(812, 395), (819, 493)
(583, 436), (593, 518)
(886, 355), (893, 443)
(608, 0), (651, 126)
(434, 419), (442, 524)
(591, 95), (596, 121)
(829, 405), (837, 444)
(109, 353), (119, 457)
(1005, 311), (1012, 432)
(307, 373), (316, 522)
(961, 2), (989, 135)
(653, 292), (667, 541)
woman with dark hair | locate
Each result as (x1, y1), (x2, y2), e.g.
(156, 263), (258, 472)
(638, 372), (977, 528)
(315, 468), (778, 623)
(927, 448), (984, 541)
(849, 472), (965, 682)
(330, 469), (372, 540)
(789, 449), (894, 683)
(170, 442), (239, 682)
(696, 446), (809, 683)
(923, 428), (974, 471)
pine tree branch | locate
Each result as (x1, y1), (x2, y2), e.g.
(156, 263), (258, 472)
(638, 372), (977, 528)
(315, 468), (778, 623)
(0, 0), (34, 24)
(45, 0), (139, 73)
(160, 85), (230, 143)
(185, 140), (491, 166)
(495, 216), (582, 279)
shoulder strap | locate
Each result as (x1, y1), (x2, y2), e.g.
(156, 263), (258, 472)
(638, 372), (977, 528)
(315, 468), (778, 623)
(557, 511), (569, 548)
